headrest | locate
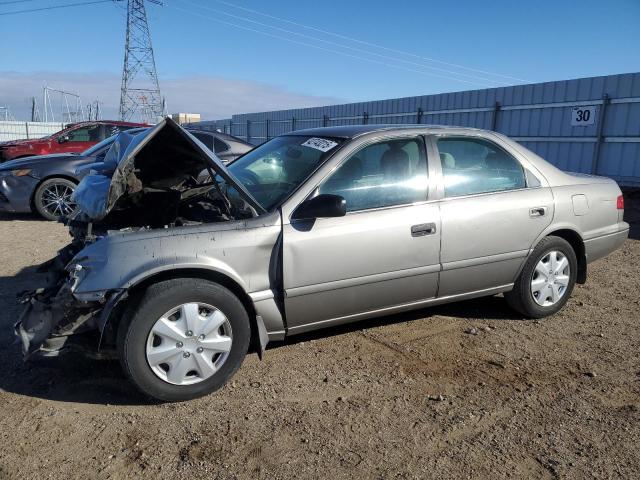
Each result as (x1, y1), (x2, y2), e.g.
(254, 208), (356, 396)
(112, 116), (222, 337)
(440, 152), (455, 169)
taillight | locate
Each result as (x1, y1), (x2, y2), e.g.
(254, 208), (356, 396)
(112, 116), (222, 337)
(617, 195), (624, 210)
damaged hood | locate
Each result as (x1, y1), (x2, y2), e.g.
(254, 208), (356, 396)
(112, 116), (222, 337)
(72, 117), (264, 220)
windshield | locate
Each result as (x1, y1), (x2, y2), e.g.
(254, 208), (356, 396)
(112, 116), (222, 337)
(225, 135), (344, 211)
(81, 136), (115, 156)
(81, 127), (147, 157)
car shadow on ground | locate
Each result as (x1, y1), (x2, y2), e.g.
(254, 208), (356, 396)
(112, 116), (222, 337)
(274, 295), (522, 348)
(1, 188), (636, 405)
(0, 264), (523, 406)
(0, 212), (41, 221)
(0, 266), (156, 406)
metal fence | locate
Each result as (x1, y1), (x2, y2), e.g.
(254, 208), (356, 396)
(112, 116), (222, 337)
(192, 73), (640, 186)
(0, 121), (66, 142)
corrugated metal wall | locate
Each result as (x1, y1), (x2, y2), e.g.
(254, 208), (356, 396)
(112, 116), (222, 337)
(192, 73), (640, 185)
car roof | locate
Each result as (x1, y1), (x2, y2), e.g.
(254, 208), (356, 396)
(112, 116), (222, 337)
(65, 120), (147, 128)
(186, 128), (252, 146)
(286, 124), (487, 139)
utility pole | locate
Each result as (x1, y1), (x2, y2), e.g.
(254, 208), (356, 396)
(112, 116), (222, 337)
(118, 0), (164, 124)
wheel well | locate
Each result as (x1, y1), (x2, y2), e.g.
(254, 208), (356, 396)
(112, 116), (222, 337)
(546, 229), (587, 284)
(30, 175), (79, 208)
(106, 268), (261, 353)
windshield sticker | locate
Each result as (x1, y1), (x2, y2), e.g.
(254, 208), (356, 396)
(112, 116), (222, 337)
(301, 137), (338, 152)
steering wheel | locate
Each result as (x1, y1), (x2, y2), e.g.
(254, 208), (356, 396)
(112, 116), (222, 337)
(234, 169), (261, 186)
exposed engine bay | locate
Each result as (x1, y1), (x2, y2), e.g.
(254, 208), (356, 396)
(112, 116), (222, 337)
(16, 118), (265, 358)
(68, 119), (258, 242)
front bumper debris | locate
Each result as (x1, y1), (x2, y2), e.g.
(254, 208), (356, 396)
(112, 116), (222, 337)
(15, 283), (102, 357)
(14, 245), (110, 358)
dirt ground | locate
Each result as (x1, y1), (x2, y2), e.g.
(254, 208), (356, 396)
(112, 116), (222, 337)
(0, 192), (639, 480)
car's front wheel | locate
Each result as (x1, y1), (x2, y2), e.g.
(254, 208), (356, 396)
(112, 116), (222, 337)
(118, 278), (250, 402)
(33, 177), (77, 221)
(505, 235), (577, 318)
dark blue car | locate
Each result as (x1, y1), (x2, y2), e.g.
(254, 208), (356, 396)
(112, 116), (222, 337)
(0, 128), (252, 220)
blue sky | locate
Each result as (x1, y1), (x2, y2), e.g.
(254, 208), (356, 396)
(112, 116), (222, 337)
(1, 0), (639, 120)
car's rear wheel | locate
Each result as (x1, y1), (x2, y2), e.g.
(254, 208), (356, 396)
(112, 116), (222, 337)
(505, 235), (577, 318)
(118, 278), (250, 402)
(33, 178), (77, 221)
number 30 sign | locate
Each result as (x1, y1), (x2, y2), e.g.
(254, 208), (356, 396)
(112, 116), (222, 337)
(571, 106), (597, 126)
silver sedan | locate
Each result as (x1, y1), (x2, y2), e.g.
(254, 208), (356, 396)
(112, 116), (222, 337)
(17, 121), (629, 401)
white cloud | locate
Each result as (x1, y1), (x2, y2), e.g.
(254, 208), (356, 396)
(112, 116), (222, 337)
(0, 70), (342, 122)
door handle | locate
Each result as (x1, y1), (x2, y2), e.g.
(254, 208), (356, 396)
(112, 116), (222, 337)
(529, 207), (547, 217)
(411, 223), (436, 237)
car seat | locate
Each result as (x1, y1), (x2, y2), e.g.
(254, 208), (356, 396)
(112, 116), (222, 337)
(322, 156), (363, 209)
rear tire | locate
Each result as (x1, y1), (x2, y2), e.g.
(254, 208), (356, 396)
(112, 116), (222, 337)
(33, 178), (77, 221)
(505, 236), (577, 318)
(117, 278), (250, 402)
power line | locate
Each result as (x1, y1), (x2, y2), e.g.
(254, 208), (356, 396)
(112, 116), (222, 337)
(0, 0), (111, 16)
(170, 3), (494, 88)
(0, 0), (40, 5)
(214, 0), (529, 84)
(180, 0), (507, 86)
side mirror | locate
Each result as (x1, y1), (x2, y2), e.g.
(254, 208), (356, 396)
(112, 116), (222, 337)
(57, 135), (69, 144)
(292, 194), (346, 220)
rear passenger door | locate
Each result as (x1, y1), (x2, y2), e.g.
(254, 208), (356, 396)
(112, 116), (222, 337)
(282, 136), (441, 332)
(434, 135), (553, 297)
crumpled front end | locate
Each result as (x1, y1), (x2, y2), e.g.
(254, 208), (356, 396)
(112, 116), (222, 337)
(14, 119), (270, 359)
(14, 245), (122, 359)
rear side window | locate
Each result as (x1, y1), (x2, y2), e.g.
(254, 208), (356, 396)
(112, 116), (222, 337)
(104, 124), (124, 139)
(437, 137), (526, 198)
(214, 137), (229, 153)
(319, 137), (428, 212)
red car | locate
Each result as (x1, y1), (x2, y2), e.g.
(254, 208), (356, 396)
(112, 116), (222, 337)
(0, 120), (146, 162)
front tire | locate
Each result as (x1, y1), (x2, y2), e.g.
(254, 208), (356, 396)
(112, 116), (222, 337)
(33, 177), (77, 221)
(118, 278), (250, 402)
(505, 236), (577, 318)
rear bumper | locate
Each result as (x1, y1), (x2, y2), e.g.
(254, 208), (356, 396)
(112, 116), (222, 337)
(584, 223), (629, 264)
(0, 174), (37, 213)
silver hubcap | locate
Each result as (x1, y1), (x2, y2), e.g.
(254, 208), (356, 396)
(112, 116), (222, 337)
(145, 302), (232, 386)
(531, 250), (570, 307)
(41, 183), (76, 217)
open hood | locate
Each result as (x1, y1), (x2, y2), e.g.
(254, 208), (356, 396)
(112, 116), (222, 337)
(73, 117), (265, 222)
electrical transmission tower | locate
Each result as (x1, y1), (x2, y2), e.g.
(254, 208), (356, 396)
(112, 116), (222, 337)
(118, 0), (164, 124)
(43, 86), (85, 123)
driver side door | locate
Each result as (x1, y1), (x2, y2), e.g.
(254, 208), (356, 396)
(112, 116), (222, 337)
(58, 124), (101, 153)
(282, 136), (441, 333)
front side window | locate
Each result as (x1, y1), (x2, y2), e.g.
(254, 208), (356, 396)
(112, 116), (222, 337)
(67, 125), (101, 142)
(81, 128), (147, 158)
(437, 137), (526, 198)
(318, 137), (428, 212)
(225, 135), (344, 210)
